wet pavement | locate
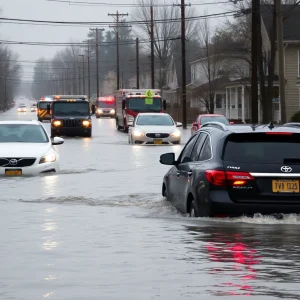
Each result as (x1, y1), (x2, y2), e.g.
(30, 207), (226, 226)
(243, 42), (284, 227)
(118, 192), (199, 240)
(1, 100), (300, 300)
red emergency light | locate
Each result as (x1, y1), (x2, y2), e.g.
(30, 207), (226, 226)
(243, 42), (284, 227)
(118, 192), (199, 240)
(98, 96), (114, 102)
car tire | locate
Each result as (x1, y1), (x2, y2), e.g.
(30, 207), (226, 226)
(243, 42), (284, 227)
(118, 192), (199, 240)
(96, 115), (100, 119)
(51, 130), (57, 138)
(162, 184), (171, 201)
(85, 130), (92, 138)
(116, 118), (122, 130)
(123, 119), (128, 133)
(38, 118), (42, 122)
(189, 200), (201, 218)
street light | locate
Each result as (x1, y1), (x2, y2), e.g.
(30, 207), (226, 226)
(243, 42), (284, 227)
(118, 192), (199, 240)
(78, 54), (85, 95)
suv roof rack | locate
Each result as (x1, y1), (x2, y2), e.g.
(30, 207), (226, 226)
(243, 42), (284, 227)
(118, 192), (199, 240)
(200, 121), (228, 131)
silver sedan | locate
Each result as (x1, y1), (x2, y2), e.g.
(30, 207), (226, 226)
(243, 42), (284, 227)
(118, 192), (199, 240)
(128, 113), (182, 145)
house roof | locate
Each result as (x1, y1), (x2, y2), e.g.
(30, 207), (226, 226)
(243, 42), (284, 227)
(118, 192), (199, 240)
(189, 75), (231, 91)
(261, 4), (300, 41)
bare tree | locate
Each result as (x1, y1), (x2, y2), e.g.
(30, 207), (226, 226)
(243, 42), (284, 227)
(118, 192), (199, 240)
(131, 0), (196, 89)
(194, 19), (224, 113)
(0, 46), (21, 111)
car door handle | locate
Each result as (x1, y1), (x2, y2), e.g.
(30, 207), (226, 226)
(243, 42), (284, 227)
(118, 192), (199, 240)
(188, 171), (193, 177)
(176, 171), (181, 177)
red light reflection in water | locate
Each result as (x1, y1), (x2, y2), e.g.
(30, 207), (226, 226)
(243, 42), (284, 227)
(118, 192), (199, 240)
(205, 234), (262, 296)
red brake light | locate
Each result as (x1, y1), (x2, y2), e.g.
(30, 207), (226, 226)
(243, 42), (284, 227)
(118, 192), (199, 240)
(205, 170), (254, 187)
(205, 170), (226, 186)
(265, 132), (293, 135)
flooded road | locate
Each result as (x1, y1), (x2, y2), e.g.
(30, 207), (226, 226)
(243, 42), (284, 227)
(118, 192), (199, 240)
(1, 101), (300, 300)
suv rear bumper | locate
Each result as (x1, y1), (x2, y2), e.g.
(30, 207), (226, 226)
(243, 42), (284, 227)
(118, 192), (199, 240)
(210, 191), (300, 216)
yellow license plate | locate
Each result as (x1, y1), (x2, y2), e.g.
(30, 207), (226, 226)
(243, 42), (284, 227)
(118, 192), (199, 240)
(154, 139), (162, 144)
(5, 169), (22, 176)
(272, 180), (299, 193)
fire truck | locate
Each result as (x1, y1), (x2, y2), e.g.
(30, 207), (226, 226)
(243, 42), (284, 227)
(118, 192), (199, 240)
(115, 89), (166, 132)
(37, 96), (53, 122)
(95, 96), (116, 118)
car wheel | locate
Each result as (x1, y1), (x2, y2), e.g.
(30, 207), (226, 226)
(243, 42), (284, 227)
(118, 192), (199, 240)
(38, 118), (42, 122)
(162, 184), (170, 201)
(51, 130), (57, 138)
(84, 130), (92, 137)
(189, 200), (201, 218)
(96, 115), (100, 119)
(116, 118), (122, 130)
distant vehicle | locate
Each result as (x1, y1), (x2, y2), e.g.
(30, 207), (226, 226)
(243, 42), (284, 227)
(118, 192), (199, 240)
(0, 120), (64, 176)
(115, 89), (167, 133)
(37, 96), (53, 121)
(30, 104), (37, 112)
(18, 104), (27, 112)
(191, 114), (230, 135)
(128, 113), (182, 145)
(160, 122), (300, 217)
(95, 96), (116, 118)
(49, 95), (95, 138)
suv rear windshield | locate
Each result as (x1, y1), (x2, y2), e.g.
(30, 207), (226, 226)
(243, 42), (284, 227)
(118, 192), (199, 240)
(223, 133), (300, 164)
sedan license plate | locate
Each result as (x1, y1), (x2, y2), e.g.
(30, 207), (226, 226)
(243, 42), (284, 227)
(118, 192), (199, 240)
(5, 169), (22, 176)
(272, 180), (299, 193)
(154, 139), (162, 145)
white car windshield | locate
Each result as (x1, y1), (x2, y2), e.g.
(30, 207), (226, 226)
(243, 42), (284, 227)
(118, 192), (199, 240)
(136, 115), (174, 126)
(0, 124), (49, 143)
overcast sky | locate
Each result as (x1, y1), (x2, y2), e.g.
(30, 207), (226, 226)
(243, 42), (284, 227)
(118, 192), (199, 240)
(0, 0), (232, 80)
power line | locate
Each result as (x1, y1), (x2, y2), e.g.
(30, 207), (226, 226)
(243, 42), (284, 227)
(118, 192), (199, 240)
(0, 10), (239, 26)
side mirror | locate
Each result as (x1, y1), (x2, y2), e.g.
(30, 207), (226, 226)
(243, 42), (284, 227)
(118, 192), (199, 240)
(176, 122), (182, 127)
(160, 153), (176, 165)
(52, 136), (64, 145)
(47, 104), (51, 114)
(122, 100), (125, 110)
(163, 99), (167, 110)
(192, 122), (199, 128)
(92, 105), (95, 114)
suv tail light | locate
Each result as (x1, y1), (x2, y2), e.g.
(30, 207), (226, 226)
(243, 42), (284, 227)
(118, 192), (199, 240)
(205, 170), (254, 187)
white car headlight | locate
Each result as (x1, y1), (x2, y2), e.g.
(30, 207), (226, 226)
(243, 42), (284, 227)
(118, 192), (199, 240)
(110, 109), (115, 114)
(39, 152), (56, 164)
(97, 109), (103, 113)
(133, 131), (145, 137)
(171, 130), (181, 138)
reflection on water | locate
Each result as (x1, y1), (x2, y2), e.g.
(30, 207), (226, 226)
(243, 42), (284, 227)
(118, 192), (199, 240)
(183, 223), (300, 298)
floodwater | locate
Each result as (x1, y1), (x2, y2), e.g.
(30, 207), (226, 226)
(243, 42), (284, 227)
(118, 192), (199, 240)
(1, 99), (300, 300)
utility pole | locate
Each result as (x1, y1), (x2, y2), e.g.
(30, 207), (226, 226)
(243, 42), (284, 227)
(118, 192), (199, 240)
(78, 63), (81, 94)
(108, 11), (130, 90)
(136, 37), (140, 89)
(150, 5), (155, 89)
(90, 28), (105, 98)
(174, 0), (188, 129)
(87, 41), (91, 99)
(79, 54), (85, 95)
(251, 0), (259, 123)
(95, 28), (99, 98)
(276, 0), (286, 123)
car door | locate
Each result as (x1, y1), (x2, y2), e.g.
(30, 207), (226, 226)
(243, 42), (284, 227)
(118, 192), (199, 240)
(168, 135), (198, 208)
(175, 133), (207, 212)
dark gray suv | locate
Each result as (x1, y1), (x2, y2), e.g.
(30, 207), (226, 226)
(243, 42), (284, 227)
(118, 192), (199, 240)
(160, 122), (300, 217)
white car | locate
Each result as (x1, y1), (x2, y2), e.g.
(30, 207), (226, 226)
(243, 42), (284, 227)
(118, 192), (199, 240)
(0, 121), (64, 176)
(128, 113), (182, 145)
(18, 104), (27, 112)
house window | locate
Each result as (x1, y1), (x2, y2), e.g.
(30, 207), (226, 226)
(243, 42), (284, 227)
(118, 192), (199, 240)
(216, 94), (223, 109)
